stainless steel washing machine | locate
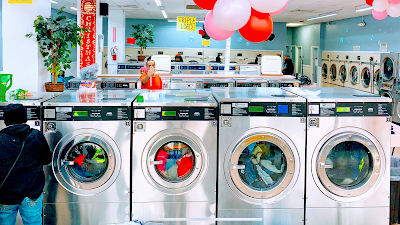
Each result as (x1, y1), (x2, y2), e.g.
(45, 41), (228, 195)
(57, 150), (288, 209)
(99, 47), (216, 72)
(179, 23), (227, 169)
(202, 78), (235, 88)
(0, 92), (62, 130)
(42, 90), (144, 225)
(212, 87), (306, 224)
(131, 90), (218, 225)
(68, 78), (103, 90)
(380, 53), (398, 124)
(234, 78), (268, 87)
(170, 78), (203, 89)
(101, 78), (138, 90)
(283, 87), (392, 225)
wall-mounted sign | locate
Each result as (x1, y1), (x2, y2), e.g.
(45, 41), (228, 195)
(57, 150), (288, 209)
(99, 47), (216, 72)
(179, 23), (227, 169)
(8, 0), (32, 4)
(127, 37), (135, 45)
(353, 46), (361, 51)
(177, 17), (196, 32)
(80, 0), (97, 69)
(380, 43), (388, 52)
(202, 40), (210, 47)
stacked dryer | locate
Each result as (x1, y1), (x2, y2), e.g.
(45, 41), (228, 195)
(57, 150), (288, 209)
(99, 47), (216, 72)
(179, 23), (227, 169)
(347, 54), (361, 90)
(284, 87), (392, 225)
(213, 87), (306, 224)
(379, 53), (400, 124)
(321, 52), (331, 87)
(329, 53), (341, 87)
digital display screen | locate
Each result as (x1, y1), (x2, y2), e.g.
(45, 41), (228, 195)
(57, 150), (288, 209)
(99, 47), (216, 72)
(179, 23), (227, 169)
(181, 66), (188, 70)
(278, 105), (289, 114)
(162, 111), (176, 116)
(230, 66), (236, 70)
(118, 65), (126, 69)
(211, 66), (219, 70)
(73, 111), (88, 117)
(249, 106), (264, 112)
(189, 66), (206, 70)
(219, 66), (225, 70)
(171, 66), (175, 69)
(336, 107), (350, 112)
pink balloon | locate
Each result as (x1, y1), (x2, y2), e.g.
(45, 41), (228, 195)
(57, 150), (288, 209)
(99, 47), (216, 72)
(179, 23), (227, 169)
(372, 9), (388, 19)
(389, 0), (400, 3)
(204, 11), (235, 41)
(270, 1), (289, 16)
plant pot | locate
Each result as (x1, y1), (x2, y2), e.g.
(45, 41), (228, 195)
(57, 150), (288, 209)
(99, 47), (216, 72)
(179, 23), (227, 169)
(45, 82), (65, 92)
(138, 56), (146, 61)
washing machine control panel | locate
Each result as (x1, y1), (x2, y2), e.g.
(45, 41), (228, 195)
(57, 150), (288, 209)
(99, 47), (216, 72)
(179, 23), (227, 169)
(219, 102), (306, 117)
(307, 102), (392, 117)
(0, 106), (40, 121)
(43, 106), (131, 121)
(133, 106), (217, 121)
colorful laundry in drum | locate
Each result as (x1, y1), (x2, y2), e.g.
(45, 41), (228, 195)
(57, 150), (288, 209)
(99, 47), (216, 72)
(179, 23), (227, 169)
(238, 141), (287, 191)
(155, 142), (195, 182)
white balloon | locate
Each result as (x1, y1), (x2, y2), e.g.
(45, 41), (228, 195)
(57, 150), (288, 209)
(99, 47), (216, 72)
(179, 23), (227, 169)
(373, 0), (390, 12)
(387, 3), (400, 17)
(213, 0), (251, 31)
(249, 0), (288, 14)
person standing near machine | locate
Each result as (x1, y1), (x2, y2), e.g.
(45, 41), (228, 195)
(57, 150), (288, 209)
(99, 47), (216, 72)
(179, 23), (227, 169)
(282, 55), (294, 75)
(175, 53), (184, 62)
(140, 60), (163, 90)
(0, 104), (51, 225)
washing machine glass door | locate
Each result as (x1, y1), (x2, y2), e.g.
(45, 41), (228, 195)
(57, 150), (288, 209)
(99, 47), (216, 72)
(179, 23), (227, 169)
(374, 69), (381, 90)
(316, 132), (380, 198)
(145, 133), (205, 193)
(230, 134), (295, 199)
(350, 66), (358, 85)
(361, 67), (371, 88)
(53, 130), (119, 196)
(382, 57), (394, 80)
(339, 65), (347, 83)
(330, 64), (337, 81)
(322, 63), (328, 79)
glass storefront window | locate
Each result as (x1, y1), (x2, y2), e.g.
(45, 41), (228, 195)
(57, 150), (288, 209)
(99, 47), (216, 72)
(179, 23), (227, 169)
(66, 142), (108, 182)
(237, 141), (287, 191)
(155, 141), (196, 183)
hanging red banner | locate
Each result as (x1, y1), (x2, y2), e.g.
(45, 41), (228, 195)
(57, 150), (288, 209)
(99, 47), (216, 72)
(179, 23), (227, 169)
(80, 0), (96, 69)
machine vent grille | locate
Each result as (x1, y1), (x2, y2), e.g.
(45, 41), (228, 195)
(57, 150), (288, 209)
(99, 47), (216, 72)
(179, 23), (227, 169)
(186, 5), (203, 10)
(121, 5), (139, 9)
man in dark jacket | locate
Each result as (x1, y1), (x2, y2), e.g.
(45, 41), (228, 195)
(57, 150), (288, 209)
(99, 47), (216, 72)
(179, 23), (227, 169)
(0, 104), (51, 225)
(282, 55), (294, 75)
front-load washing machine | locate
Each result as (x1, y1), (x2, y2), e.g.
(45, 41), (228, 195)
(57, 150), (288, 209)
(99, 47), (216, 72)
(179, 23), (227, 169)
(321, 52), (330, 87)
(42, 90), (143, 225)
(131, 90), (218, 224)
(0, 92), (62, 130)
(212, 87), (306, 224)
(374, 69), (381, 94)
(283, 87), (392, 225)
(170, 78), (203, 89)
(339, 63), (347, 87)
(202, 78), (235, 88)
(346, 54), (361, 90)
(360, 66), (373, 93)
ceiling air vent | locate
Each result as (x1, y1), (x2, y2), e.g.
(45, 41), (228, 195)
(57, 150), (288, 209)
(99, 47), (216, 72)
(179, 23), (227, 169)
(186, 5), (203, 10)
(121, 5), (139, 9)
(288, 9), (316, 13)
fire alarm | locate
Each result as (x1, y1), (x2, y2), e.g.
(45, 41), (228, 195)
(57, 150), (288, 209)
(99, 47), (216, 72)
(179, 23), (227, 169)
(357, 22), (366, 27)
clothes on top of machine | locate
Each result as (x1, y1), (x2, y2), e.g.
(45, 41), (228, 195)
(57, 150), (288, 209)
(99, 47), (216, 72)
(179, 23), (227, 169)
(283, 58), (294, 75)
(140, 72), (163, 90)
(156, 142), (195, 180)
(0, 124), (51, 205)
(239, 142), (286, 189)
(294, 73), (312, 85)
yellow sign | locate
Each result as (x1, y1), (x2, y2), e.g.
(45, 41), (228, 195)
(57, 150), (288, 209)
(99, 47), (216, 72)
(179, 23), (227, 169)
(177, 17), (196, 32)
(8, 0), (32, 4)
(202, 40), (210, 47)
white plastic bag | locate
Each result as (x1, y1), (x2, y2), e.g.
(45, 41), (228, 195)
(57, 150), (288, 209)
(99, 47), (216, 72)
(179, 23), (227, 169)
(80, 63), (99, 79)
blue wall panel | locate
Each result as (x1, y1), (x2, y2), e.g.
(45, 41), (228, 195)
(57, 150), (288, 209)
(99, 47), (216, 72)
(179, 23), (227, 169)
(291, 24), (321, 65)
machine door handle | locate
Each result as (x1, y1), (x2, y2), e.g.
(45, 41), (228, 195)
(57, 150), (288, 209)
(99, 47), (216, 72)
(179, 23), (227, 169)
(320, 162), (333, 169)
(232, 164), (245, 170)
(62, 160), (75, 166)
(153, 160), (164, 165)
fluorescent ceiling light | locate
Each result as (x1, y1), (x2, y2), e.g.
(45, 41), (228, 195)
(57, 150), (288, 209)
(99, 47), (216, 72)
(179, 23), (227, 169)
(160, 7), (168, 18)
(356, 6), (373, 12)
(70, 6), (77, 10)
(286, 23), (303, 27)
(307, 11), (337, 21)
(51, 0), (57, 3)
(155, 0), (161, 7)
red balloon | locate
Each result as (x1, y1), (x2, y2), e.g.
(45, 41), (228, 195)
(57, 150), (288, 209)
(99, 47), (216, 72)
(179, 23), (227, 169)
(366, 0), (374, 6)
(193, 0), (218, 10)
(239, 8), (274, 43)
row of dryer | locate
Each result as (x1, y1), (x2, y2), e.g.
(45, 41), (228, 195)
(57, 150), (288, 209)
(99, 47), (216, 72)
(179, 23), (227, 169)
(321, 51), (381, 94)
(0, 87), (392, 225)
(68, 77), (301, 91)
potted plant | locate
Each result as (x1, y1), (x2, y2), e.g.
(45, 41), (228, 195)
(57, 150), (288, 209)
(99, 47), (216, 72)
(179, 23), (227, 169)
(131, 24), (154, 61)
(26, 7), (89, 92)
